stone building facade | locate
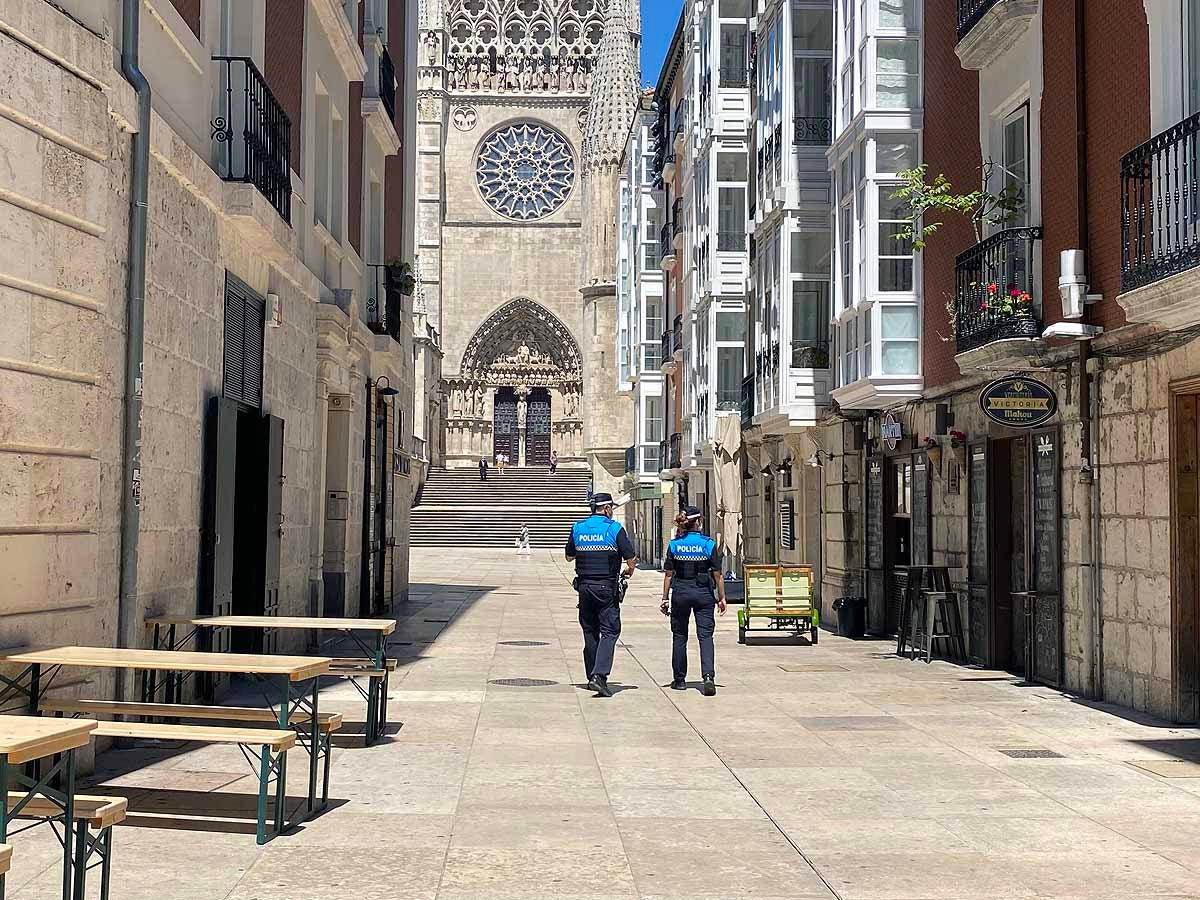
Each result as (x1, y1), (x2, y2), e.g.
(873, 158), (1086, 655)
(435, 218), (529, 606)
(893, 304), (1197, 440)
(0, 0), (420, 687)
(415, 0), (636, 495)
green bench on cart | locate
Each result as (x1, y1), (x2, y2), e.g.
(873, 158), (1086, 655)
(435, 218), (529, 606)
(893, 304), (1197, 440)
(738, 564), (819, 644)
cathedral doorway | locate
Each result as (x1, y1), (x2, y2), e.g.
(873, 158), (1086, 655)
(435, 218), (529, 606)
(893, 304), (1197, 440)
(445, 298), (585, 468)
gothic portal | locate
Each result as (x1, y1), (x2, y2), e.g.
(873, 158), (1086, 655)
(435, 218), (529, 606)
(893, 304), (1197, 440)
(415, 0), (639, 474)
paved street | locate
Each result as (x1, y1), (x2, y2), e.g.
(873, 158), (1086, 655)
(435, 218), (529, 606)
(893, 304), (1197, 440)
(7, 548), (1200, 899)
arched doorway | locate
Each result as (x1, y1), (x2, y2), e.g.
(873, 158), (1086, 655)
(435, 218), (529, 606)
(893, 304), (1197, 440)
(445, 298), (584, 467)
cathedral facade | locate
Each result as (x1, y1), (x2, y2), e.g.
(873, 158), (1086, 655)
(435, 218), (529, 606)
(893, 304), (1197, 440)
(416, 0), (637, 495)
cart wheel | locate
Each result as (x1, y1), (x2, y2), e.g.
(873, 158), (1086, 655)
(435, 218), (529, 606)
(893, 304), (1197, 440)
(738, 626), (746, 644)
(810, 625), (819, 644)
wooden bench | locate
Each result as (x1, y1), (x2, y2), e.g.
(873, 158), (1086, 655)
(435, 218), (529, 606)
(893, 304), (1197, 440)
(738, 564), (819, 645)
(0, 843), (10, 876)
(327, 658), (395, 738)
(7, 793), (125, 899)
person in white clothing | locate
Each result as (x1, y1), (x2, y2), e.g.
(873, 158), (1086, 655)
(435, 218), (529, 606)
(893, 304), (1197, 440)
(516, 523), (531, 554)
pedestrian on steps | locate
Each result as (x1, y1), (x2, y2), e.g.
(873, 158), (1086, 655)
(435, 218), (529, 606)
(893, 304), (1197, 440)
(516, 523), (531, 554)
(479, 456), (489, 481)
(549, 450), (559, 475)
(566, 492), (637, 698)
(660, 506), (726, 696)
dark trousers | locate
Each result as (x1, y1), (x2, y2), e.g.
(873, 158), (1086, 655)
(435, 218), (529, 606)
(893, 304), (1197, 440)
(671, 594), (716, 680)
(479, 466), (487, 481)
(578, 580), (621, 678)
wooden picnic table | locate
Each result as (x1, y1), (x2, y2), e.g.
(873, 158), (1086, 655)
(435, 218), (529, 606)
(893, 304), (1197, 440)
(0, 647), (332, 819)
(0, 716), (97, 900)
(144, 615), (396, 743)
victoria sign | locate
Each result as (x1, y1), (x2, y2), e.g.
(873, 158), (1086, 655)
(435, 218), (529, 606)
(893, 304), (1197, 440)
(979, 376), (1058, 428)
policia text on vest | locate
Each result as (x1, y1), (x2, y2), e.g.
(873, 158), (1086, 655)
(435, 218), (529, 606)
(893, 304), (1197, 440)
(661, 507), (727, 696)
(565, 493), (637, 698)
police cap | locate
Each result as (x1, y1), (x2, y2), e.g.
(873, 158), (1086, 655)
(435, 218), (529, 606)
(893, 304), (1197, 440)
(683, 505), (703, 520)
(591, 492), (614, 505)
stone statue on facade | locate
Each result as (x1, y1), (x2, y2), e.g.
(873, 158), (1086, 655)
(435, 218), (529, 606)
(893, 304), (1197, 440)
(475, 386), (485, 418)
(423, 30), (440, 67)
(517, 394), (527, 429)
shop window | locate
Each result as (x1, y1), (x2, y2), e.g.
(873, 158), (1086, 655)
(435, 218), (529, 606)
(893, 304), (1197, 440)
(876, 39), (919, 109)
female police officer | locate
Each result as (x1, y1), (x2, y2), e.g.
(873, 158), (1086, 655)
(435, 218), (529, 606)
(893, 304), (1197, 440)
(660, 506), (726, 695)
(566, 492), (637, 698)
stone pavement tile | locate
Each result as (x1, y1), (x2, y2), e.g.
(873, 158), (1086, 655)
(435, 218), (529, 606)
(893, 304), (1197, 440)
(1002, 850), (1199, 898)
(599, 765), (744, 792)
(620, 839), (833, 898)
(734, 766), (890, 793)
(605, 786), (767, 819)
(771, 816), (970, 853)
(449, 804), (623, 850)
(468, 741), (600, 766)
(1090, 813), (1200, 855)
(935, 816), (1144, 853)
(227, 848), (442, 900)
(746, 788), (904, 821)
(295, 812), (454, 849)
(803, 851), (1038, 900)
(437, 847), (638, 895)
(458, 763), (610, 806)
(883, 787), (1076, 819)
(706, 744), (834, 768)
(324, 776), (463, 814)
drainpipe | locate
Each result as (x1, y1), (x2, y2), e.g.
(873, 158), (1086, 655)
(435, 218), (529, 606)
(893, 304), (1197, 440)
(116, 0), (151, 696)
(360, 378), (374, 616)
(1074, 0), (1103, 698)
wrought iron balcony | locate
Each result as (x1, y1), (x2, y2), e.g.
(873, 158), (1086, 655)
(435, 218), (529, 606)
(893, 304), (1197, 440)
(740, 374), (755, 427)
(624, 445), (636, 474)
(956, 0), (1002, 40)
(659, 222), (677, 268)
(365, 264), (406, 342)
(1121, 111), (1200, 292)
(379, 46), (397, 123)
(669, 433), (682, 470)
(794, 116), (833, 146)
(672, 314), (684, 358)
(791, 338), (831, 369)
(212, 56), (292, 225)
(658, 439), (669, 472)
(660, 329), (672, 370)
(954, 227), (1043, 354)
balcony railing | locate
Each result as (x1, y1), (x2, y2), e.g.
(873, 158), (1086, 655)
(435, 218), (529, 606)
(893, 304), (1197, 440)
(658, 439), (669, 471)
(956, 0), (1002, 40)
(212, 56), (292, 225)
(412, 436), (427, 461)
(624, 445), (636, 474)
(1120, 111), (1200, 292)
(740, 374), (755, 427)
(659, 223), (675, 264)
(365, 264), (405, 342)
(954, 226), (1043, 354)
(716, 388), (740, 412)
(660, 329), (672, 367)
(672, 314), (684, 356)
(669, 433), (682, 470)
(794, 116), (833, 146)
(379, 46), (397, 123)
(791, 338), (831, 369)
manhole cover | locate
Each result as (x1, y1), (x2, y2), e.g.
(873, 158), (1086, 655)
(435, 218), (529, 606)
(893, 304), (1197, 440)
(997, 748), (1064, 759)
(489, 678), (559, 687)
(498, 640), (549, 647)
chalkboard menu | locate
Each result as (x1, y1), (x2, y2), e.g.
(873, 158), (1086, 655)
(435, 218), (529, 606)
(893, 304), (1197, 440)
(1032, 431), (1060, 593)
(912, 453), (930, 565)
(866, 458), (884, 569)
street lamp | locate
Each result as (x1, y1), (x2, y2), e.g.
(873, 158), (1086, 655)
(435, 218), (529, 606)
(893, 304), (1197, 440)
(374, 375), (400, 398)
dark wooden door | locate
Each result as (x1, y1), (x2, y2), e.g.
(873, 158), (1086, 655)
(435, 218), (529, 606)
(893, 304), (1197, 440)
(262, 414), (284, 653)
(202, 397), (238, 655)
(967, 441), (990, 665)
(527, 389), (551, 465)
(493, 389), (518, 461)
(1174, 393), (1200, 723)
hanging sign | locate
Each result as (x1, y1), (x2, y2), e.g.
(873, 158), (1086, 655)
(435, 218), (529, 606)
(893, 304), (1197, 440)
(881, 412), (903, 451)
(979, 376), (1059, 428)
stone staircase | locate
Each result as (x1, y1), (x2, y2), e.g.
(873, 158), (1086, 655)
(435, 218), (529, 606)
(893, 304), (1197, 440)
(410, 466), (592, 548)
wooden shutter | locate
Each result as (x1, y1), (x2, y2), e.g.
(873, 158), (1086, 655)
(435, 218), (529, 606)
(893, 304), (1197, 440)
(223, 272), (266, 409)
(779, 497), (795, 551)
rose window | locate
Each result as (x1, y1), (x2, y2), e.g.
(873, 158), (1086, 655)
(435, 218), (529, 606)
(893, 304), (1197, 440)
(475, 123), (575, 220)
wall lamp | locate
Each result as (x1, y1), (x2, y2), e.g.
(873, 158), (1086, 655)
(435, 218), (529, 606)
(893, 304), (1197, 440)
(374, 375), (400, 399)
(806, 450), (836, 468)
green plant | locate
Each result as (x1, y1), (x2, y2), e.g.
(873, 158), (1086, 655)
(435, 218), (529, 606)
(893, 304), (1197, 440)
(385, 259), (417, 296)
(889, 161), (1024, 251)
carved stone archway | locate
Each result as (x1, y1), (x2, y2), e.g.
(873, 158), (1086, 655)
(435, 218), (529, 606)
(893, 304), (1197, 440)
(444, 298), (584, 466)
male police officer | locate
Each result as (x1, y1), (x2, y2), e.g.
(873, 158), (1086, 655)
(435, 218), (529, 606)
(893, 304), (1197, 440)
(566, 492), (637, 698)
(660, 506), (726, 696)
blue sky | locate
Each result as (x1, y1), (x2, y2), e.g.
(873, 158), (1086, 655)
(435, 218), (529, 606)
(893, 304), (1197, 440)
(640, 0), (683, 87)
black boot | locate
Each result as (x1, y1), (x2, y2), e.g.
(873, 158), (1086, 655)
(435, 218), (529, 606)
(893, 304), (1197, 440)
(593, 675), (613, 698)
(702, 676), (716, 697)
(670, 677), (686, 690)
(586, 675), (601, 693)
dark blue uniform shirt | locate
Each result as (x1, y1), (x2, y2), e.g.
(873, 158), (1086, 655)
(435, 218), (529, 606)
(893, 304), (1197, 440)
(665, 532), (723, 601)
(566, 514), (635, 579)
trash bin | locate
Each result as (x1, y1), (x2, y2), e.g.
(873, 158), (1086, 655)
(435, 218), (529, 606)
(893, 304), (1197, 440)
(832, 596), (866, 638)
